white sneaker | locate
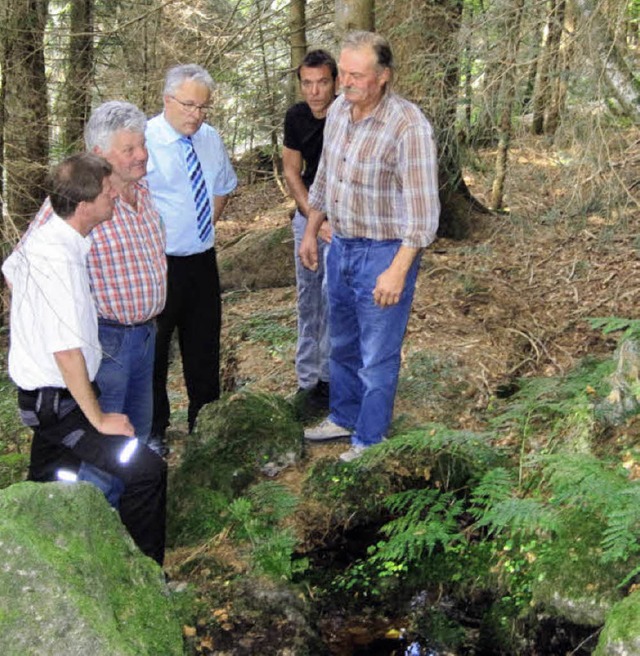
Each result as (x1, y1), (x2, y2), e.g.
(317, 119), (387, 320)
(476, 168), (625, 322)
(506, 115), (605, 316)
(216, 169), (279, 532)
(304, 418), (352, 441)
(339, 445), (367, 462)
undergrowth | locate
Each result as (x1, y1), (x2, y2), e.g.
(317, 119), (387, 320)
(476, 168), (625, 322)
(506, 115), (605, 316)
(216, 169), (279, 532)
(294, 332), (640, 652)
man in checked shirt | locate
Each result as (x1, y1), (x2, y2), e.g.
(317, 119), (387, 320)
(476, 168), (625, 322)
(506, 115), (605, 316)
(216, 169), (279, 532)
(19, 101), (167, 499)
(300, 31), (440, 463)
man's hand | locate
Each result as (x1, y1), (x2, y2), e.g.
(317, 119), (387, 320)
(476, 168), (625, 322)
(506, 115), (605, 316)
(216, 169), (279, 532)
(372, 245), (421, 307)
(373, 267), (406, 307)
(299, 208), (327, 271)
(299, 230), (319, 271)
(97, 412), (135, 437)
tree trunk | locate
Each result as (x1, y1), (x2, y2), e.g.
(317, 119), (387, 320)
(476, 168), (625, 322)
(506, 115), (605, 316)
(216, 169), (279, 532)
(256, 0), (282, 184)
(378, 0), (487, 239)
(0, 39), (5, 322)
(531, 0), (566, 136)
(3, 0), (50, 231)
(63, 0), (94, 153)
(573, 0), (640, 121)
(545, 0), (572, 136)
(335, 0), (374, 43)
(289, 0), (306, 104)
(490, 0), (527, 210)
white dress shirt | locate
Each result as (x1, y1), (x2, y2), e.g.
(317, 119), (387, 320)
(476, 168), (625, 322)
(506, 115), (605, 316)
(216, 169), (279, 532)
(3, 215), (101, 389)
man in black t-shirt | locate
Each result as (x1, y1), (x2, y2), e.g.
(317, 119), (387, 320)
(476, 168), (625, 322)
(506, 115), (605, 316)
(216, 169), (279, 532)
(283, 49), (337, 413)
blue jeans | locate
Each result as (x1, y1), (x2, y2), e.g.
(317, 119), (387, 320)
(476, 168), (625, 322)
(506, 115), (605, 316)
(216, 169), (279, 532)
(326, 236), (421, 447)
(78, 320), (156, 507)
(292, 211), (330, 389)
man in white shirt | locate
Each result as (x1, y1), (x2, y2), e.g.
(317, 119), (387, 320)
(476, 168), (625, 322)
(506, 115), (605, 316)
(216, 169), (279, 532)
(3, 154), (167, 565)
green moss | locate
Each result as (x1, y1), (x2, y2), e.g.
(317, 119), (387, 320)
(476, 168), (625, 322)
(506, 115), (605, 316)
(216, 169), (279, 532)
(0, 482), (182, 655)
(167, 391), (303, 546)
(0, 452), (28, 489)
(595, 590), (640, 654)
(531, 513), (625, 626)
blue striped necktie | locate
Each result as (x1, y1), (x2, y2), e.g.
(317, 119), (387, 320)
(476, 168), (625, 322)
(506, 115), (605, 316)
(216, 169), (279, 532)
(180, 136), (213, 243)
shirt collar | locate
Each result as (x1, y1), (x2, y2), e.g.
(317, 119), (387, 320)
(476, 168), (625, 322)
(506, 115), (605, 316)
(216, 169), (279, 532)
(155, 112), (190, 145)
(51, 213), (93, 254)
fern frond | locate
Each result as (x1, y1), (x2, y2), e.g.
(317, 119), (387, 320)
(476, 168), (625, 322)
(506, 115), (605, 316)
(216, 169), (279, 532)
(470, 467), (517, 519)
(601, 486), (640, 563)
(247, 481), (298, 523)
(490, 357), (613, 437)
(542, 454), (628, 512)
(370, 424), (504, 478)
(374, 488), (465, 564)
(588, 317), (640, 339)
(473, 496), (557, 537)
(618, 562), (640, 589)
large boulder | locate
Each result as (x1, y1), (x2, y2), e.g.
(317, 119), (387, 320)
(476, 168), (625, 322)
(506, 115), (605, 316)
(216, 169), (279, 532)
(595, 590), (640, 655)
(0, 481), (182, 656)
(530, 515), (625, 627)
(218, 225), (295, 291)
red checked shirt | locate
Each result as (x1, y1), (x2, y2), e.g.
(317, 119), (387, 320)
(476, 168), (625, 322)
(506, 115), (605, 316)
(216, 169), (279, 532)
(24, 180), (167, 324)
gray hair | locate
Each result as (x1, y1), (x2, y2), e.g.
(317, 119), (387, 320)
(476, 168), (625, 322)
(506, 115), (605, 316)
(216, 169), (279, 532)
(84, 101), (147, 152)
(163, 64), (214, 96)
(342, 31), (394, 73)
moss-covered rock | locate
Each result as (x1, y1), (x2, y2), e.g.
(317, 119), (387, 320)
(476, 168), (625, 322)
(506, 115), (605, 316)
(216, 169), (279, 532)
(218, 225), (295, 291)
(531, 515), (625, 626)
(595, 589), (640, 655)
(0, 481), (182, 656)
(167, 391), (303, 546)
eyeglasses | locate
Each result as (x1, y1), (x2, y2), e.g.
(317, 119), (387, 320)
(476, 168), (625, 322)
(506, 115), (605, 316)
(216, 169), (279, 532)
(169, 96), (212, 115)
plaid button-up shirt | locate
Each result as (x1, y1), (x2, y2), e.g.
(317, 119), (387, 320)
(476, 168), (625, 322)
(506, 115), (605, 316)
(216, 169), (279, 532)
(25, 179), (167, 325)
(309, 92), (440, 248)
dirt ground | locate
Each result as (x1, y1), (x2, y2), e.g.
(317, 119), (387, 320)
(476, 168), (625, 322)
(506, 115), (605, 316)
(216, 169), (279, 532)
(163, 132), (640, 475)
(209, 134), (640, 430)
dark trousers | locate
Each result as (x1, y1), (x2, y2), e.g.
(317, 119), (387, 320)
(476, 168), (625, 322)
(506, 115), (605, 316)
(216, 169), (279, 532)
(152, 247), (221, 435)
(19, 388), (167, 565)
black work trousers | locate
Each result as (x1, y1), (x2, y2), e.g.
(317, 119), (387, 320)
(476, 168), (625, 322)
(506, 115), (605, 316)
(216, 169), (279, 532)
(19, 387), (167, 565)
(152, 247), (221, 435)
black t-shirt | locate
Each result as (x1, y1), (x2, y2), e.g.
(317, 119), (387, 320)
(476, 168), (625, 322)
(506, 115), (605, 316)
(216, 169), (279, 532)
(283, 101), (327, 190)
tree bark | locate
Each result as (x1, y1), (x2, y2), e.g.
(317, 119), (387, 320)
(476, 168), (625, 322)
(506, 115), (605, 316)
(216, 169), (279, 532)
(63, 0), (94, 153)
(531, 0), (566, 136)
(289, 0), (306, 104)
(335, 0), (374, 43)
(490, 0), (526, 210)
(573, 0), (640, 121)
(3, 0), (50, 231)
(378, 0), (487, 239)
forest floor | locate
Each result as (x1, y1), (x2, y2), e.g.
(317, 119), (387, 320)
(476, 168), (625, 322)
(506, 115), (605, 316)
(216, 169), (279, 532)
(164, 132), (640, 445)
(161, 132), (640, 653)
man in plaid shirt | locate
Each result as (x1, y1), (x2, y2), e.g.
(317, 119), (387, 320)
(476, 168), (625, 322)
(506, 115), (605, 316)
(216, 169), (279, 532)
(20, 101), (167, 497)
(300, 32), (440, 462)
